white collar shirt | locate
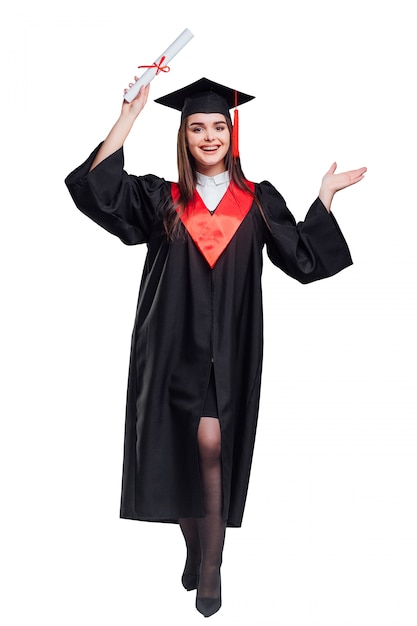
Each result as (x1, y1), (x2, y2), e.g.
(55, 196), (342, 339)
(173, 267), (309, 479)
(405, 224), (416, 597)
(196, 171), (230, 213)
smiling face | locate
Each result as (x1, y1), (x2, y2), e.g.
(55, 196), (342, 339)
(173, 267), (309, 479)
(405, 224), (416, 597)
(185, 113), (231, 176)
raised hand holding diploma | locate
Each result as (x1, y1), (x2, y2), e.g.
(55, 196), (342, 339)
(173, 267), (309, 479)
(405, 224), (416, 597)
(123, 28), (194, 103)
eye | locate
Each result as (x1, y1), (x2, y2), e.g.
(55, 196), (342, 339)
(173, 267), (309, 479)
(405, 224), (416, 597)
(215, 125), (226, 132)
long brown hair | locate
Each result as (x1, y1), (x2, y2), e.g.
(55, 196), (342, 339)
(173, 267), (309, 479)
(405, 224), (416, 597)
(163, 116), (270, 239)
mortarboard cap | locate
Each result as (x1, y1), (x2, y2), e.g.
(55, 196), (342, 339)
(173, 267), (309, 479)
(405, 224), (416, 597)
(154, 77), (255, 159)
(154, 77), (255, 119)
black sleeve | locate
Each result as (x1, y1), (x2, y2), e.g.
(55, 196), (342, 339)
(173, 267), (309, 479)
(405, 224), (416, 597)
(64, 144), (170, 245)
(257, 181), (353, 284)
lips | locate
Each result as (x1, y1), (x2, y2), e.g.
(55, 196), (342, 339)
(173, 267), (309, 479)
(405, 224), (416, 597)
(201, 145), (220, 152)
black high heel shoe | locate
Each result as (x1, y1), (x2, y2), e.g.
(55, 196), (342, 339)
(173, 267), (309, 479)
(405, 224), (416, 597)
(181, 572), (199, 591)
(196, 595), (222, 618)
(196, 580), (222, 617)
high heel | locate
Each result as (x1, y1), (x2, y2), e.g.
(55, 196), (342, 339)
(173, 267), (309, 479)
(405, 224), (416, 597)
(195, 592), (222, 618)
(196, 580), (221, 617)
(181, 572), (199, 591)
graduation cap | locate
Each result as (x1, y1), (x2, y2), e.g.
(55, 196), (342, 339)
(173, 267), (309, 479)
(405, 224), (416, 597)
(154, 77), (255, 159)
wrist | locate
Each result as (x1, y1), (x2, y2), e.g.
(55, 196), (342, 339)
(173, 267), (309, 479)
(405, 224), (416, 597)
(318, 185), (334, 213)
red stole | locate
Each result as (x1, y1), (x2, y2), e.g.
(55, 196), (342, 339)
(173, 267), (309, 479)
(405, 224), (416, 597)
(171, 181), (255, 268)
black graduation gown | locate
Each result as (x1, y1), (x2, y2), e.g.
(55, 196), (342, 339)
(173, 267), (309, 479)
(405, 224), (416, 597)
(65, 145), (353, 528)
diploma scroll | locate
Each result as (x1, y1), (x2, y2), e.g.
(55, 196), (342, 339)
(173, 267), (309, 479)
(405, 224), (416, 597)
(123, 28), (194, 102)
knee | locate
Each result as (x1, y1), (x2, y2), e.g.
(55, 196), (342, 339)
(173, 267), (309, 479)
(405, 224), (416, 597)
(198, 430), (221, 467)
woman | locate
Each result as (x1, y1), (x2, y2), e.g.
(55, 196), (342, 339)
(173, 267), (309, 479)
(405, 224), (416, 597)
(65, 76), (366, 617)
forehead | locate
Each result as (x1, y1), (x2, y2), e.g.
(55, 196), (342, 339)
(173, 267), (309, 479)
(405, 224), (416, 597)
(186, 113), (228, 124)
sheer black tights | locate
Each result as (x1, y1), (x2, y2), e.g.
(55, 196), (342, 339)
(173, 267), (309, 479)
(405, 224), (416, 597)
(179, 417), (225, 598)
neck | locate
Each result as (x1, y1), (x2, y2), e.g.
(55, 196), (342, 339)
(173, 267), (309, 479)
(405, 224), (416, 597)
(196, 163), (227, 177)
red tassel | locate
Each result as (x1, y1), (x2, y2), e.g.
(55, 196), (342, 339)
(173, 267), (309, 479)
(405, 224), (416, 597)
(232, 108), (239, 159)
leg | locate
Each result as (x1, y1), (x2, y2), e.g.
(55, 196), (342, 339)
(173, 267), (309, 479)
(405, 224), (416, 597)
(178, 517), (201, 590)
(196, 417), (225, 616)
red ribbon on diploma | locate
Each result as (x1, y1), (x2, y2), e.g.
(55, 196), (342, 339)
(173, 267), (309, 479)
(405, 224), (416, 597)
(138, 55), (170, 75)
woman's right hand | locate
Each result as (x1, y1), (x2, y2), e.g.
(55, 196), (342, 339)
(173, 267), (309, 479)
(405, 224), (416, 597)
(121, 79), (150, 119)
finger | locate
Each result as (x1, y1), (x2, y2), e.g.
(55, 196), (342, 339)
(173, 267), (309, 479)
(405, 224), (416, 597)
(349, 174), (366, 186)
(346, 167), (367, 180)
(342, 170), (366, 187)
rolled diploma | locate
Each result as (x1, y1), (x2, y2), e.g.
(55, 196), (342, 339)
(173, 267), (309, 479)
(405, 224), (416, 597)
(123, 28), (194, 102)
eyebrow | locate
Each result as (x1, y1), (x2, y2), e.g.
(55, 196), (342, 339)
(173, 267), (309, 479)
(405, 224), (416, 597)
(188, 120), (227, 127)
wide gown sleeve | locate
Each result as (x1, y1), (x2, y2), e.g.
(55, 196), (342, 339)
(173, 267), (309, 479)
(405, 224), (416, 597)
(64, 144), (169, 244)
(258, 181), (353, 284)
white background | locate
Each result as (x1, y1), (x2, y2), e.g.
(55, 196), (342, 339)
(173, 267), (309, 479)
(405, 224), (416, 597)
(1, 1), (416, 624)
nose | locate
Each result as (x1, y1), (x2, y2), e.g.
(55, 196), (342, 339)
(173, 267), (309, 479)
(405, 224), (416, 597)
(204, 128), (215, 141)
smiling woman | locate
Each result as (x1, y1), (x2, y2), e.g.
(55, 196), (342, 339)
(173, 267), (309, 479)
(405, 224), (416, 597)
(64, 75), (366, 618)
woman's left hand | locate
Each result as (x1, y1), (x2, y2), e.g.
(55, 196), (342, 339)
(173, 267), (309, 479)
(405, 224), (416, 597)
(319, 162), (367, 212)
